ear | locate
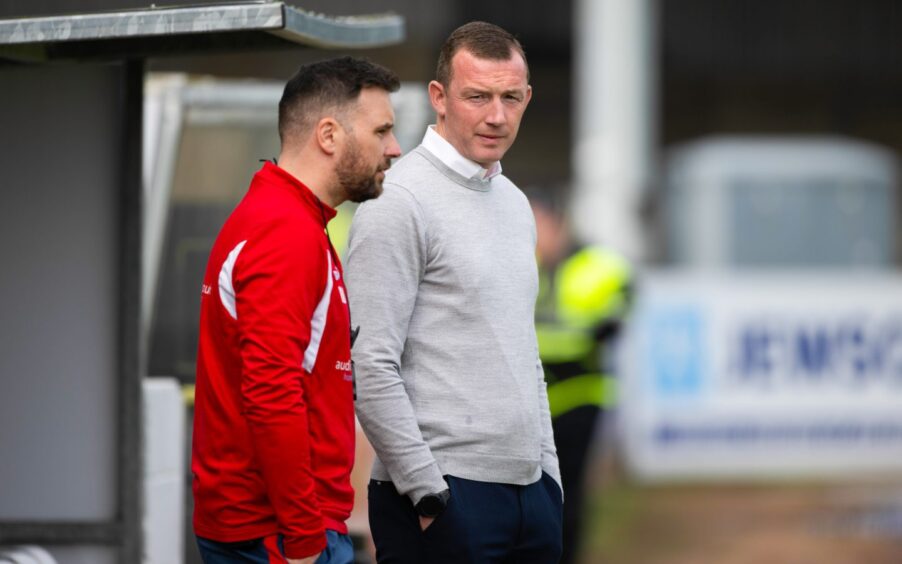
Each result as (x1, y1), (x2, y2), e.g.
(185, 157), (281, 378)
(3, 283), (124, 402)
(315, 117), (341, 155)
(524, 84), (533, 108)
(428, 80), (447, 118)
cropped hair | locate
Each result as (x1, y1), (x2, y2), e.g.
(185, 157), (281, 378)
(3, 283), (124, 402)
(435, 21), (529, 86)
(278, 56), (400, 144)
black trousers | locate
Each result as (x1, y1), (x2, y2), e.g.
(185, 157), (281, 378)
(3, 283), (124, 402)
(552, 405), (602, 564)
(368, 472), (563, 563)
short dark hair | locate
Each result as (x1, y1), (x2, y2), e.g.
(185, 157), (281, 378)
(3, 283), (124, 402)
(435, 21), (528, 87)
(278, 56), (400, 145)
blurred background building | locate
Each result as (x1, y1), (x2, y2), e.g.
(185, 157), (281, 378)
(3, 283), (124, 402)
(3, 0), (902, 562)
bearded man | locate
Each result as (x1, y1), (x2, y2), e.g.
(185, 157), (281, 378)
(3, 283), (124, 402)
(192, 57), (401, 564)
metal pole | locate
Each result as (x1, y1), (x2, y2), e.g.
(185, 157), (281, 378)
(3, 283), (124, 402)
(572, 0), (657, 261)
(142, 75), (187, 348)
(118, 58), (145, 564)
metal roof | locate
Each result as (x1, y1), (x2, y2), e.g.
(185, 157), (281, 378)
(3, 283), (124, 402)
(0, 1), (405, 62)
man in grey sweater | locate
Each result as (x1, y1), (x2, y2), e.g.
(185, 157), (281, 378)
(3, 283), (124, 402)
(345, 22), (562, 563)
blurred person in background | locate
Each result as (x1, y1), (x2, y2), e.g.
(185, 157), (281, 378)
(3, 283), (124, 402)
(531, 188), (633, 564)
(346, 21), (563, 563)
(192, 57), (401, 564)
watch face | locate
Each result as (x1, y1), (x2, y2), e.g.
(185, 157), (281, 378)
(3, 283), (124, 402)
(418, 494), (445, 517)
(419, 496), (439, 516)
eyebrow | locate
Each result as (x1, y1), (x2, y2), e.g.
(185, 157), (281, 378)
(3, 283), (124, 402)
(460, 86), (525, 96)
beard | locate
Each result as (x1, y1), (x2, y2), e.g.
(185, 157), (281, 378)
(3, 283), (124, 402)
(337, 138), (391, 204)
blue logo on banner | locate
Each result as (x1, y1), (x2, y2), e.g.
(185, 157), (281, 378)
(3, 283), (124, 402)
(730, 316), (902, 389)
(647, 306), (705, 399)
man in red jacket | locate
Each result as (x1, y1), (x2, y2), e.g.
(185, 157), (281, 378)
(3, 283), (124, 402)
(192, 57), (401, 564)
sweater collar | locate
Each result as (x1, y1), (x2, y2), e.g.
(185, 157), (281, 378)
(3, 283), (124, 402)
(258, 161), (337, 222)
(415, 146), (496, 192)
(421, 126), (502, 181)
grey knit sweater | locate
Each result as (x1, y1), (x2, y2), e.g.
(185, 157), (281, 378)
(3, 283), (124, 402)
(345, 145), (560, 505)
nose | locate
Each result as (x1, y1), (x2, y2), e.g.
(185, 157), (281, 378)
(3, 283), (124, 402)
(385, 132), (402, 159)
(485, 97), (507, 127)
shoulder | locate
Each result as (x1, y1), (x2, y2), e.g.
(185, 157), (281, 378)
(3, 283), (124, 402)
(494, 174), (527, 198)
(354, 148), (435, 228)
(383, 147), (442, 192)
(234, 201), (325, 268)
(492, 174), (532, 215)
(351, 184), (428, 251)
(355, 181), (421, 220)
(258, 201), (321, 242)
(565, 247), (632, 281)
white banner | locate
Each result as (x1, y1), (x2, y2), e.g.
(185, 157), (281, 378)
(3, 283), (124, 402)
(619, 271), (902, 481)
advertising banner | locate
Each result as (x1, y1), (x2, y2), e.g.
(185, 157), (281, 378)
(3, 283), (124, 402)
(620, 271), (902, 480)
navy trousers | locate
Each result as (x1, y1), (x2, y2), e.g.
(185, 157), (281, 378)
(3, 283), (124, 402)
(368, 472), (563, 563)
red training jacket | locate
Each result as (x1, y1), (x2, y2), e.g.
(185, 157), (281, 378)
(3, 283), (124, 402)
(192, 162), (354, 559)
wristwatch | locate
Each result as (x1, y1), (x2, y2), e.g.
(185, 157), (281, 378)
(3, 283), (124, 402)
(415, 489), (450, 517)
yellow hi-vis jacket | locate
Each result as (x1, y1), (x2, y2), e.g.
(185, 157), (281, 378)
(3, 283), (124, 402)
(536, 246), (632, 418)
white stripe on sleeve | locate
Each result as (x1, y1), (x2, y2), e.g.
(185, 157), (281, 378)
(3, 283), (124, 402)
(218, 240), (247, 320)
(302, 249), (333, 373)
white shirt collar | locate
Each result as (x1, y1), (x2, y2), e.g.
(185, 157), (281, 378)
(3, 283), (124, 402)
(421, 125), (502, 181)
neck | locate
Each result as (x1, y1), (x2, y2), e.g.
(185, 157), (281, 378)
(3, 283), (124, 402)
(277, 151), (341, 208)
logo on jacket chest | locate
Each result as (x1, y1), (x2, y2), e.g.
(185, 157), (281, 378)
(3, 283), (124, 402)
(335, 359), (354, 383)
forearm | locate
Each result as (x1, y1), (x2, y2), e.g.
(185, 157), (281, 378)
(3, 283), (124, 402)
(348, 269), (448, 502)
(354, 357), (447, 503)
(347, 185), (446, 503)
(245, 407), (326, 558)
(241, 329), (327, 557)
